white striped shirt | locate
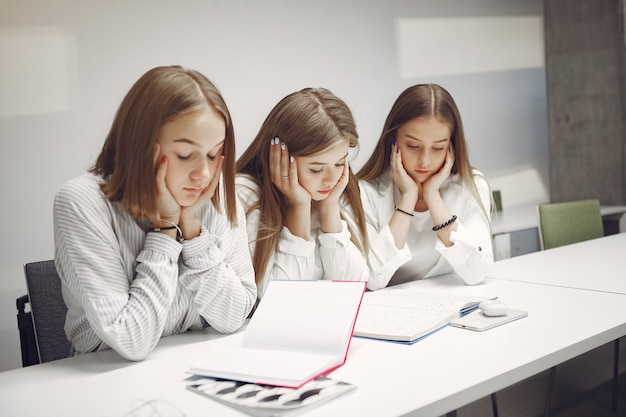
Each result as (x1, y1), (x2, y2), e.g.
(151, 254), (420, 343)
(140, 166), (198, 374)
(54, 173), (256, 360)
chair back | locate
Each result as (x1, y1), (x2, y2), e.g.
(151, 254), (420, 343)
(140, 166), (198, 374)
(537, 199), (604, 250)
(23, 260), (71, 364)
(492, 190), (503, 212)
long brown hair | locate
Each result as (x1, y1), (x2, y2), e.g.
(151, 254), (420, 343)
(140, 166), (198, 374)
(357, 84), (490, 220)
(237, 88), (369, 284)
(91, 65), (238, 225)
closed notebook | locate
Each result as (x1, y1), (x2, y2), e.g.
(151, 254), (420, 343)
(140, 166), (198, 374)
(186, 375), (356, 417)
(188, 280), (366, 388)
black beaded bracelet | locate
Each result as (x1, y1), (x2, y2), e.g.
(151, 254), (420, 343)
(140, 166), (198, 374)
(432, 215), (457, 231)
(394, 206), (414, 217)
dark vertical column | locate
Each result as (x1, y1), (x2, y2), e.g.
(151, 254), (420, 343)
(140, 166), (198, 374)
(544, 0), (626, 204)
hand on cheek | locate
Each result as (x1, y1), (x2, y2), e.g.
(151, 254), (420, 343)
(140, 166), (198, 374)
(269, 138), (311, 207)
(320, 157), (349, 208)
(423, 144), (455, 198)
(390, 141), (418, 201)
(154, 154), (181, 225)
(175, 155), (224, 241)
(184, 155), (224, 215)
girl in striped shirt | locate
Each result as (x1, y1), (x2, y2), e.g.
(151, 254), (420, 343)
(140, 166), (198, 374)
(54, 66), (256, 360)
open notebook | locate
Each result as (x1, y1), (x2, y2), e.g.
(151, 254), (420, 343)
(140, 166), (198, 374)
(188, 280), (366, 388)
(353, 287), (495, 344)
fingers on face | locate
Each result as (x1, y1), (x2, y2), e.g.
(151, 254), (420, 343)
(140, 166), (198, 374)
(391, 142), (403, 171)
(153, 143), (162, 166)
(447, 145), (455, 166)
(288, 155), (297, 180)
(270, 137), (294, 183)
(280, 141), (290, 178)
(197, 156), (224, 203)
(156, 154), (168, 185)
(154, 143), (167, 181)
(269, 138), (281, 180)
(269, 137), (277, 159)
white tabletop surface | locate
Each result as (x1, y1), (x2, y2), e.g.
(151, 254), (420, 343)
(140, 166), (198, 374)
(491, 204), (626, 235)
(1, 274), (626, 417)
(488, 232), (626, 294)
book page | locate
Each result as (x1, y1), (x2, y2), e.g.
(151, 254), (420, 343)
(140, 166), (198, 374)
(188, 281), (366, 388)
(188, 347), (339, 387)
(353, 288), (494, 342)
(360, 288), (491, 312)
(243, 281), (366, 357)
(354, 304), (453, 342)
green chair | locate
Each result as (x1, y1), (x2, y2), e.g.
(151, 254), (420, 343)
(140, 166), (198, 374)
(492, 190), (503, 212)
(537, 198), (604, 250)
(537, 199), (619, 416)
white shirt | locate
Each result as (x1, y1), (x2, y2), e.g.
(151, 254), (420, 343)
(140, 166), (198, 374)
(54, 173), (257, 360)
(236, 174), (369, 297)
(359, 169), (493, 290)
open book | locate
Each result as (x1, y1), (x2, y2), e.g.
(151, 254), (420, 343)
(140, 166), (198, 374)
(188, 280), (366, 388)
(353, 287), (495, 344)
(186, 375), (356, 417)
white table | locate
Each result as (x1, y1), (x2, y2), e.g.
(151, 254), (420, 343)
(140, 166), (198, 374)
(488, 232), (626, 294)
(1, 274), (626, 417)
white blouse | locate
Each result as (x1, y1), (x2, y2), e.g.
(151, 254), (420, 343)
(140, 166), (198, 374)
(236, 174), (369, 297)
(359, 169), (494, 290)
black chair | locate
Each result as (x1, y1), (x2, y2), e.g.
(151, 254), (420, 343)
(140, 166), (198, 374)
(16, 260), (71, 366)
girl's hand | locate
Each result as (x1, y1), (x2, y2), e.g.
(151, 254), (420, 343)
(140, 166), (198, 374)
(269, 138), (311, 206)
(390, 141), (418, 204)
(154, 145), (181, 225)
(318, 157), (349, 210)
(180, 155), (224, 218)
(178, 154), (224, 240)
(422, 144), (455, 201)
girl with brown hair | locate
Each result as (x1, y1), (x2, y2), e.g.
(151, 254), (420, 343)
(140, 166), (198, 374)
(357, 84), (493, 290)
(54, 66), (256, 360)
(236, 88), (369, 297)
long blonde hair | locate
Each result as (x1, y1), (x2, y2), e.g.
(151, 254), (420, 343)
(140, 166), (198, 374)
(92, 65), (238, 226)
(357, 83), (490, 221)
(237, 88), (369, 284)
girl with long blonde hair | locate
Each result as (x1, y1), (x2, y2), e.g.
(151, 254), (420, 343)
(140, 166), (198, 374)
(236, 88), (369, 297)
(54, 66), (256, 360)
(357, 84), (493, 290)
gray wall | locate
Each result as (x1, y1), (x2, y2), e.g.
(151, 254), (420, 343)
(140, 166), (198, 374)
(0, 0), (546, 370)
(545, 0), (626, 204)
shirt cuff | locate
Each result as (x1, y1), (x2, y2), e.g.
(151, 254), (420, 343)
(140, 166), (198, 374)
(436, 222), (481, 263)
(317, 220), (350, 248)
(181, 226), (210, 258)
(144, 231), (182, 261)
(368, 225), (412, 287)
(277, 226), (315, 256)
(181, 226), (225, 269)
